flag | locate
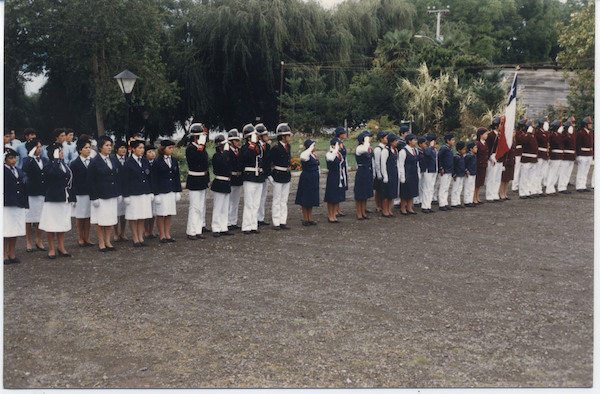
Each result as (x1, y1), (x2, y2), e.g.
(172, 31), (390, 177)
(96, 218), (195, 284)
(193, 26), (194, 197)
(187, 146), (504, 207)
(496, 71), (518, 160)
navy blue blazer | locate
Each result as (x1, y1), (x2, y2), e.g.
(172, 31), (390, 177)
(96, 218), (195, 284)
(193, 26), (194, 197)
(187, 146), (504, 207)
(44, 160), (76, 203)
(229, 147), (244, 187)
(87, 154), (122, 200)
(210, 150), (231, 194)
(260, 142), (272, 177)
(438, 144), (454, 174)
(69, 156), (91, 196)
(185, 144), (210, 191)
(151, 156), (182, 195)
(453, 153), (466, 177)
(269, 142), (292, 183)
(241, 142), (266, 183)
(4, 166), (29, 208)
(21, 156), (49, 196)
(422, 146), (437, 173)
(464, 152), (477, 176)
(122, 156), (152, 197)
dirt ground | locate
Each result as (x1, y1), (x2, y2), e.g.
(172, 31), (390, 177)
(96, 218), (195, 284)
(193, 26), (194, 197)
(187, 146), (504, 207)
(3, 166), (594, 389)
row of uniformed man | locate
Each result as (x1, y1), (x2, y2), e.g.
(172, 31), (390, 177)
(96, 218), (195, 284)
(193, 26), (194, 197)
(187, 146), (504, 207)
(3, 117), (593, 264)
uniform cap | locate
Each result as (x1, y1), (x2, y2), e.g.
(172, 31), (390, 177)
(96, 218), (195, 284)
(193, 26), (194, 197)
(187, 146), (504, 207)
(334, 126), (348, 136)
(405, 133), (417, 142)
(426, 134), (437, 142)
(549, 120), (561, 130)
(330, 137), (341, 146)
(387, 133), (399, 143)
(456, 141), (466, 150)
(304, 139), (316, 149)
(582, 116), (593, 125)
(276, 123), (292, 136)
(115, 140), (128, 149)
(444, 133), (455, 141)
(160, 140), (175, 147)
(255, 123), (268, 136)
(491, 117), (501, 126)
(214, 134), (227, 146)
(228, 129), (241, 141)
(399, 126), (410, 134)
(376, 131), (389, 141)
(188, 123), (207, 134)
(145, 144), (156, 151)
(242, 124), (256, 138)
(417, 137), (427, 144)
(4, 147), (18, 158)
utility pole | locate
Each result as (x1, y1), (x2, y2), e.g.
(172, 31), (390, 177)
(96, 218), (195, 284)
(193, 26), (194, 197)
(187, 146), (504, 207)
(426, 5), (450, 41)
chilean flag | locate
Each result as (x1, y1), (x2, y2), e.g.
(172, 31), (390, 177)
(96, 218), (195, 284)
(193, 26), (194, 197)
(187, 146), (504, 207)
(496, 71), (518, 160)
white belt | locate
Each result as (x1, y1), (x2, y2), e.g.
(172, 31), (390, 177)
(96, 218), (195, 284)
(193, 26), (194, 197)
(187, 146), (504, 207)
(564, 149), (575, 154)
(551, 149), (564, 153)
(522, 153), (537, 158)
(244, 167), (263, 172)
(231, 171), (242, 176)
(538, 147), (548, 152)
(215, 175), (230, 181)
(273, 166), (291, 172)
(515, 145), (522, 149)
(188, 170), (208, 176)
(581, 147), (592, 151)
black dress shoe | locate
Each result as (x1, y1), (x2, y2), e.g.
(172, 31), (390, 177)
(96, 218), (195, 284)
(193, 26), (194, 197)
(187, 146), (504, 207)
(133, 242), (142, 247)
(145, 234), (157, 239)
(202, 226), (212, 233)
(4, 259), (11, 265)
(140, 242), (149, 247)
(540, 193), (547, 197)
(228, 225), (241, 231)
(106, 246), (117, 251)
(47, 254), (57, 259)
(187, 235), (197, 240)
(559, 190), (569, 194)
(258, 221), (270, 226)
(303, 221), (311, 225)
(408, 211), (417, 215)
(584, 188), (592, 192)
(251, 229), (261, 234)
(213, 232), (221, 238)
(36, 244), (47, 251)
(336, 212), (346, 217)
(400, 211), (409, 215)
(432, 201), (439, 205)
(58, 251), (71, 257)
(438, 206), (447, 211)
(576, 189), (585, 193)
(421, 209), (429, 214)
(26, 248), (34, 252)
(328, 219), (340, 223)
(160, 238), (169, 243)
(476, 201), (485, 205)
(10, 258), (20, 264)
(243, 230), (253, 234)
(196, 234), (206, 239)
(166, 238), (176, 243)
(222, 231), (234, 236)
(99, 247), (108, 252)
(280, 224), (290, 230)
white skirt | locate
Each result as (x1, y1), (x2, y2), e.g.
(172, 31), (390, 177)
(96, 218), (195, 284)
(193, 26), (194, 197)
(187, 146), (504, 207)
(90, 197), (118, 226)
(117, 198), (126, 216)
(3, 207), (27, 237)
(125, 194), (154, 220)
(39, 202), (72, 233)
(73, 195), (91, 219)
(26, 195), (44, 223)
(154, 192), (177, 216)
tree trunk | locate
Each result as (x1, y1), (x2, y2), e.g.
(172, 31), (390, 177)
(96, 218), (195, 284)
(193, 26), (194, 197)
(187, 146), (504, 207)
(92, 49), (105, 136)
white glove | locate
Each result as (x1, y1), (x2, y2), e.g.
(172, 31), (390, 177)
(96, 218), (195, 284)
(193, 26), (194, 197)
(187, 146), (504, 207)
(502, 166), (506, 172)
(28, 147), (37, 157)
(400, 175), (406, 184)
(224, 142), (230, 151)
(117, 195), (123, 203)
(199, 134), (207, 146)
(155, 195), (162, 205)
(92, 200), (100, 208)
(490, 153), (497, 165)
(124, 197), (131, 205)
(251, 133), (258, 143)
(334, 142), (340, 152)
(150, 194), (155, 202)
(175, 192), (182, 202)
(383, 176), (388, 184)
(268, 175), (274, 184)
(363, 137), (371, 146)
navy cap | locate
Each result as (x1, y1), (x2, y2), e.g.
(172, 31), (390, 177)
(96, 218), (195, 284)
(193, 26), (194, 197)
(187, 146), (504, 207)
(387, 133), (399, 143)
(228, 128), (241, 141)
(444, 133), (455, 141)
(115, 140), (128, 149)
(334, 126), (348, 136)
(405, 133), (417, 142)
(160, 140), (175, 147)
(304, 139), (316, 149)
(255, 123), (268, 136)
(491, 117), (501, 126)
(456, 141), (466, 150)
(399, 126), (410, 134)
(518, 119), (527, 127)
(145, 144), (156, 151)
(129, 139), (144, 150)
(539, 117), (548, 125)
(4, 147), (18, 158)
(330, 137), (341, 146)
(426, 134), (437, 142)
(214, 134), (227, 146)
(582, 116), (593, 125)
(357, 130), (372, 143)
(376, 131), (389, 141)
(417, 137), (426, 144)
(467, 141), (476, 150)
(550, 120), (561, 130)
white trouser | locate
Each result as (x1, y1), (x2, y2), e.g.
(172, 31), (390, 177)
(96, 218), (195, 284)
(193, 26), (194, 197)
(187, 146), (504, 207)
(576, 156), (593, 190)
(485, 161), (502, 200)
(421, 172), (436, 209)
(228, 185), (243, 226)
(211, 191), (230, 233)
(545, 159), (562, 194)
(432, 173), (440, 202)
(414, 172), (422, 204)
(512, 155), (522, 191)
(542, 158), (550, 187)
(519, 162), (534, 197)
(438, 173), (453, 207)
(592, 166), (595, 188)
(557, 160), (575, 192)
(242, 181), (263, 231)
(533, 159), (548, 194)
(271, 181), (291, 226)
(258, 178), (270, 221)
(186, 189), (206, 236)
(450, 177), (464, 206)
(463, 176), (476, 204)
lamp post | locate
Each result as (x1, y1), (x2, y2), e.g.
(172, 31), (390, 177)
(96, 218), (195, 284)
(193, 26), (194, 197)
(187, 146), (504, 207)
(114, 69), (139, 142)
(279, 61), (284, 123)
(413, 34), (440, 46)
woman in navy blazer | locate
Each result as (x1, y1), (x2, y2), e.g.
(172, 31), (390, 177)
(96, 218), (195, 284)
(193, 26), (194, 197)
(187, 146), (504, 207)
(87, 136), (121, 252)
(151, 140), (182, 243)
(70, 137), (95, 247)
(21, 138), (48, 252)
(122, 140), (154, 247)
(4, 147), (28, 265)
(38, 143), (76, 259)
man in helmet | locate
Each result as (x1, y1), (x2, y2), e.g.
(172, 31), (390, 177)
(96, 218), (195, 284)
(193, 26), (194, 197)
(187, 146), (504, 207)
(575, 116), (594, 192)
(184, 123), (210, 239)
(511, 119), (527, 192)
(255, 123), (271, 226)
(270, 123), (293, 230)
(240, 124), (265, 234)
(227, 129), (243, 230)
(532, 116), (550, 196)
(545, 120), (564, 195)
(211, 134), (234, 237)
(516, 120), (538, 199)
(558, 117), (577, 194)
(485, 116), (503, 202)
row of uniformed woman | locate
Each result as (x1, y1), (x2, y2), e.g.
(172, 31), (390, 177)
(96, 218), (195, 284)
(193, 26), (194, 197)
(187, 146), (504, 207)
(4, 117), (593, 264)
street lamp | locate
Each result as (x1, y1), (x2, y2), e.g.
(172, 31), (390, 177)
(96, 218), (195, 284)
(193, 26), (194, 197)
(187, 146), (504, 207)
(414, 34), (440, 45)
(114, 69), (139, 141)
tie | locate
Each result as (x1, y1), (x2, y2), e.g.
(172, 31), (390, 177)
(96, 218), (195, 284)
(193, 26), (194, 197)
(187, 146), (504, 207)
(36, 157), (41, 163)
(105, 158), (112, 169)
(166, 157), (171, 167)
(285, 144), (289, 154)
(11, 167), (18, 178)
(137, 157), (142, 166)
(120, 157), (124, 165)
(84, 158), (89, 168)
(413, 148), (416, 156)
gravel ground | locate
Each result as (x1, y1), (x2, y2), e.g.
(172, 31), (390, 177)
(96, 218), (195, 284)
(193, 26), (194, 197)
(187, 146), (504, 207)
(3, 167), (594, 389)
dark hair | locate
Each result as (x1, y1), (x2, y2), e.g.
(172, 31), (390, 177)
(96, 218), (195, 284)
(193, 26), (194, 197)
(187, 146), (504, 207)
(65, 128), (75, 136)
(129, 140), (144, 150)
(76, 137), (91, 153)
(114, 140), (128, 150)
(476, 127), (488, 139)
(4, 128), (11, 136)
(52, 128), (66, 140)
(24, 128), (37, 137)
(25, 138), (42, 153)
(48, 142), (63, 160)
(79, 133), (92, 141)
(97, 136), (113, 151)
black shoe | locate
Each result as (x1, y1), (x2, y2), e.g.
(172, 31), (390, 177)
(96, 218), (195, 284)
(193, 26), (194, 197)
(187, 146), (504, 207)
(228, 225), (241, 231)
(243, 231), (253, 235)
(166, 237), (176, 243)
(258, 221), (270, 226)
(47, 254), (57, 259)
(58, 251), (71, 257)
(432, 201), (439, 205)
(106, 246), (117, 251)
(187, 235), (198, 240)
(145, 234), (157, 239)
(222, 231), (234, 236)
(476, 201), (485, 205)
(133, 242), (142, 247)
(584, 188), (592, 192)
(202, 226), (211, 233)
(421, 209), (429, 214)
(251, 229), (261, 234)
(26, 248), (34, 252)
(9, 258), (20, 264)
(140, 242), (149, 247)
(428, 209), (436, 213)
(400, 211), (409, 216)
(84, 242), (95, 247)
(539, 193), (547, 197)
(280, 224), (290, 230)
(559, 190), (569, 194)
(328, 219), (340, 223)
(272, 225), (281, 230)
(363, 216), (370, 220)
(36, 244), (47, 251)
(213, 232), (221, 238)
(382, 213), (393, 218)
(160, 238), (169, 243)
(576, 189), (585, 193)
(4, 259), (12, 265)
(336, 212), (346, 217)
(438, 206), (447, 211)
(99, 247), (108, 253)
(356, 217), (365, 221)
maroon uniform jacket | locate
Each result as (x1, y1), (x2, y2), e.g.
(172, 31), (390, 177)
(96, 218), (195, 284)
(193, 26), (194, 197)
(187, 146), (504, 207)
(475, 140), (489, 187)
(576, 128), (594, 157)
(549, 132), (564, 161)
(563, 132), (577, 161)
(534, 128), (550, 160)
(486, 130), (499, 158)
(517, 132), (538, 164)
(514, 130), (523, 157)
